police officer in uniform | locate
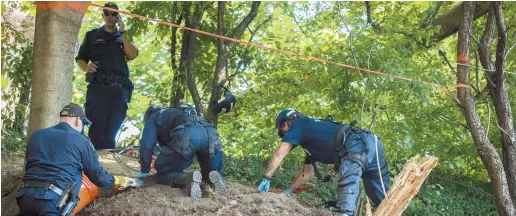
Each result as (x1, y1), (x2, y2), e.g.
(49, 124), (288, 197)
(257, 108), (390, 215)
(16, 103), (134, 215)
(137, 104), (227, 198)
(75, 2), (138, 150)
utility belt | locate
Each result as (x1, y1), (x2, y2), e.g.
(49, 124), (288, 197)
(86, 71), (134, 102)
(22, 181), (78, 216)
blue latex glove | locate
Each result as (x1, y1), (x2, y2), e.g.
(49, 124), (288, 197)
(284, 188), (293, 196)
(137, 172), (150, 179)
(257, 178), (270, 192)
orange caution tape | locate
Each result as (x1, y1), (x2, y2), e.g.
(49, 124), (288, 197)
(36, 2), (89, 13)
(456, 83), (470, 88)
(457, 55), (470, 63)
(89, 3), (463, 99)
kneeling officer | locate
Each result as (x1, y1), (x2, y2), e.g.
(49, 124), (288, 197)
(138, 104), (226, 198)
(16, 103), (134, 215)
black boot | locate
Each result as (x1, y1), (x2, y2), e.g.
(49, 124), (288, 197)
(170, 171), (203, 198)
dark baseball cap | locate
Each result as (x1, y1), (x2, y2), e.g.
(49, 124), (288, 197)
(104, 2), (119, 10)
(60, 103), (92, 125)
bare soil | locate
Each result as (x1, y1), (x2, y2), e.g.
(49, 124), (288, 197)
(2, 153), (335, 216)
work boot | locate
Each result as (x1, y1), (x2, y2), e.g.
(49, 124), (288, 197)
(208, 171), (227, 196)
(170, 171), (203, 198)
(186, 171), (203, 198)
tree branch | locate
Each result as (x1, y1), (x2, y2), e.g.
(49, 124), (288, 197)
(478, 4), (495, 76)
(186, 2), (205, 113)
(439, 49), (455, 71)
(231, 2), (261, 39)
(365, 1), (379, 29)
(227, 16), (272, 86)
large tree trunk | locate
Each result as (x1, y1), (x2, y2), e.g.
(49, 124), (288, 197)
(490, 2), (516, 205)
(206, 1), (261, 124)
(28, 2), (89, 135)
(456, 2), (515, 215)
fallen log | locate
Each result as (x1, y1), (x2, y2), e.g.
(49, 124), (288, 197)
(373, 155), (438, 216)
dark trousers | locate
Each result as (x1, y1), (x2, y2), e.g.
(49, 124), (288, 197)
(16, 188), (61, 216)
(154, 125), (224, 186)
(85, 82), (129, 150)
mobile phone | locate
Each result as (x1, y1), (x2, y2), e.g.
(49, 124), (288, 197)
(117, 14), (121, 21)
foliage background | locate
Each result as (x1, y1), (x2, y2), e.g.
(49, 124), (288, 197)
(3, 1), (515, 215)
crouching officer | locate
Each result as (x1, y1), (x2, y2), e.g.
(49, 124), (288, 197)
(257, 108), (390, 215)
(137, 104), (227, 198)
(75, 2), (138, 150)
(16, 103), (136, 215)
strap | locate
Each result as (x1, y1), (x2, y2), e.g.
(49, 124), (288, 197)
(205, 125), (216, 158)
(363, 162), (389, 179)
(183, 126), (191, 157)
(22, 181), (64, 196)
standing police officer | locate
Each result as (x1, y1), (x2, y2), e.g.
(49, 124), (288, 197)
(75, 2), (138, 150)
(17, 103), (134, 215)
(137, 104), (227, 198)
(257, 108), (390, 215)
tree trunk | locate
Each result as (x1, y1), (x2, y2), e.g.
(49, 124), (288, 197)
(491, 2), (516, 205)
(185, 2), (205, 114)
(206, 1), (261, 124)
(28, 2), (89, 135)
(456, 2), (515, 215)
(170, 2), (191, 107)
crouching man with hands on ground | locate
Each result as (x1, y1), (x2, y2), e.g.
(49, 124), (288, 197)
(257, 108), (391, 216)
(16, 103), (137, 216)
(137, 104), (227, 198)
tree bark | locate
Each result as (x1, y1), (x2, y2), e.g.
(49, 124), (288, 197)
(373, 155), (438, 216)
(171, 2), (191, 107)
(185, 2), (205, 114)
(206, 1), (261, 124)
(28, 2), (89, 135)
(491, 2), (516, 205)
(456, 2), (515, 215)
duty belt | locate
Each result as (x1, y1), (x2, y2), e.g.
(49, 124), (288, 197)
(22, 181), (64, 196)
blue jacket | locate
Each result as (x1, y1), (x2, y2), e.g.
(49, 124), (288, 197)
(282, 117), (387, 170)
(22, 122), (114, 197)
(139, 108), (182, 173)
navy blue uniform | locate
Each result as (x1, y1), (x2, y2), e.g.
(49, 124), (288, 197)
(282, 117), (390, 215)
(139, 108), (224, 185)
(17, 122), (114, 215)
(76, 25), (134, 150)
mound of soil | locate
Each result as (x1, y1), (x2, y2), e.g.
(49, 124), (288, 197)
(2, 153), (335, 216)
(1, 154), (25, 216)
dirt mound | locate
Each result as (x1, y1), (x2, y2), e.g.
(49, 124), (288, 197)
(1, 154), (25, 216)
(79, 181), (334, 216)
(1, 153), (336, 216)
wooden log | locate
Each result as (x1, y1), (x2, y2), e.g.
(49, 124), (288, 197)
(373, 155), (438, 216)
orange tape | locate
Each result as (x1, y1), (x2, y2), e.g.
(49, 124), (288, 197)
(456, 83), (470, 88)
(36, 2), (89, 13)
(90, 3), (464, 100)
(457, 55), (470, 63)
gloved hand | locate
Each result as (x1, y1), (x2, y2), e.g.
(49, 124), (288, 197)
(113, 175), (132, 191)
(137, 172), (150, 179)
(257, 178), (270, 192)
(284, 188), (293, 196)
